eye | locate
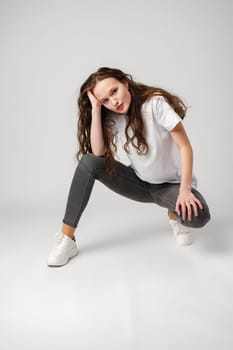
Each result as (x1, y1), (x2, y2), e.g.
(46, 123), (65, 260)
(103, 98), (109, 104)
(112, 88), (118, 94)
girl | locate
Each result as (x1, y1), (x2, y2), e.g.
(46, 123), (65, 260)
(47, 67), (210, 267)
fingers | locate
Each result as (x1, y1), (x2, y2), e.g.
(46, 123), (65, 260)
(176, 196), (204, 222)
(175, 201), (180, 216)
(87, 90), (94, 100)
(87, 90), (94, 96)
(195, 198), (203, 210)
(87, 90), (101, 108)
(181, 203), (187, 221)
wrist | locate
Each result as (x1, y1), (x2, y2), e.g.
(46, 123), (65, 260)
(179, 186), (192, 193)
(91, 107), (102, 119)
(92, 104), (101, 112)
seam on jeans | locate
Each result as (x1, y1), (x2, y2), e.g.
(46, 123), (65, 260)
(76, 162), (95, 218)
(64, 162), (95, 227)
(80, 159), (96, 180)
(82, 157), (154, 203)
(75, 171), (95, 225)
(152, 190), (176, 209)
(101, 168), (153, 198)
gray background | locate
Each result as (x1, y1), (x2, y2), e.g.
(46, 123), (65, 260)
(1, 0), (233, 349)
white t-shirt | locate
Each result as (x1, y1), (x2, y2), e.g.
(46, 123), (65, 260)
(107, 95), (198, 187)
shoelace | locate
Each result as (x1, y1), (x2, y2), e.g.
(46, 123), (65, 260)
(54, 232), (69, 253)
(55, 232), (64, 244)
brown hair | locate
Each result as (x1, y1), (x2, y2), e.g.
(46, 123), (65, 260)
(76, 67), (187, 176)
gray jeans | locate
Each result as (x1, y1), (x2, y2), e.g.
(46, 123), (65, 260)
(62, 154), (211, 229)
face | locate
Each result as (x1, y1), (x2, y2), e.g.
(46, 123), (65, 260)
(92, 77), (131, 114)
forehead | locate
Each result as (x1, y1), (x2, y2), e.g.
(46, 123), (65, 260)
(93, 77), (120, 99)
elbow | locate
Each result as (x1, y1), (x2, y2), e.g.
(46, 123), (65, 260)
(92, 148), (106, 157)
(92, 152), (106, 157)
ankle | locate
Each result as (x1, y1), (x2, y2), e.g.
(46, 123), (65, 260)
(168, 210), (176, 221)
(61, 223), (76, 240)
(62, 231), (76, 241)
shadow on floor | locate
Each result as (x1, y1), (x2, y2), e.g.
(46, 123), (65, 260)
(76, 222), (168, 256)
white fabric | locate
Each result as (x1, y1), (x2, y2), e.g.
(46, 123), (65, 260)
(107, 95), (198, 187)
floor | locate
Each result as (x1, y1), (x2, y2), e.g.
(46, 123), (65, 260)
(1, 190), (233, 350)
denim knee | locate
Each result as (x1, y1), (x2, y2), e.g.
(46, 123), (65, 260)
(177, 206), (211, 228)
(79, 153), (106, 178)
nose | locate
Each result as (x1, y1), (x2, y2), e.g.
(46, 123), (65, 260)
(110, 96), (119, 106)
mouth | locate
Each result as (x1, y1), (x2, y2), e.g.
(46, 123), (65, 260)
(117, 103), (124, 111)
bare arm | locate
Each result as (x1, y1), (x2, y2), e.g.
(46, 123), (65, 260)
(170, 122), (203, 221)
(87, 91), (106, 156)
(170, 122), (193, 192)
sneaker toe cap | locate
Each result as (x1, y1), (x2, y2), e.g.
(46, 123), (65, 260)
(47, 253), (67, 267)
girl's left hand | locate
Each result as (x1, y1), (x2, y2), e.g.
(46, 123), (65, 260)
(176, 189), (203, 221)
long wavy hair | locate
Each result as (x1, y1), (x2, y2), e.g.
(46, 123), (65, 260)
(76, 67), (187, 176)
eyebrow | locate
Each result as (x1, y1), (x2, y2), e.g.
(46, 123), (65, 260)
(100, 87), (116, 102)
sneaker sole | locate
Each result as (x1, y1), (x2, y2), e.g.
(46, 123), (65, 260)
(47, 247), (78, 267)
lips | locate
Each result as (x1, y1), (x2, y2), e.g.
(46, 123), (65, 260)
(117, 103), (123, 111)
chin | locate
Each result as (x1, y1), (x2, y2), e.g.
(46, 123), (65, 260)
(122, 104), (129, 114)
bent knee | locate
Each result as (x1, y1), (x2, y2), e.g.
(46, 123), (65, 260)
(192, 209), (211, 228)
(180, 206), (211, 228)
(79, 153), (106, 176)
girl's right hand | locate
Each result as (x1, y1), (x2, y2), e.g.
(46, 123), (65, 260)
(87, 90), (101, 110)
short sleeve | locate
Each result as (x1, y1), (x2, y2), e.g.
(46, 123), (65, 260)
(152, 96), (182, 131)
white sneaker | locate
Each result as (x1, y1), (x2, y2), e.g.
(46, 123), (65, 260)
(169, 219), (193, 246)
(47, 232), (78, 267)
